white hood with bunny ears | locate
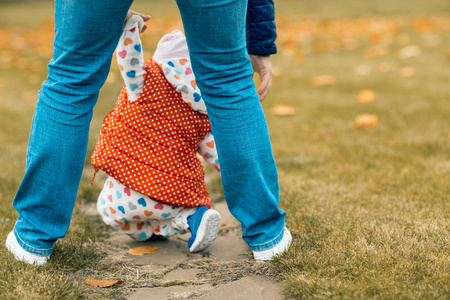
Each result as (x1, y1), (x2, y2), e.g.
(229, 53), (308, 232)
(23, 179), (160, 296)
(152, 31), (207, 114)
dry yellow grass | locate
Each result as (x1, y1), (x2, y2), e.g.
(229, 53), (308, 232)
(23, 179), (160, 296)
(0, 0), (449, 299)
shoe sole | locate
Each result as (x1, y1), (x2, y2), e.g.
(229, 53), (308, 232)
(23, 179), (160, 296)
(5, 231), (49, 266)
(253, 227), (292, 262)
(189, 210), (220, 252)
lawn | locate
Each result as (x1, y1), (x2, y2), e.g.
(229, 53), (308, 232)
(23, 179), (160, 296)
(0, 0), (449, 299)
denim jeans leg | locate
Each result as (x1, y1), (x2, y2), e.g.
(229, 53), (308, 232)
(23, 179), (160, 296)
(176, 0), (286, 250)
(12, 0), (133, 256)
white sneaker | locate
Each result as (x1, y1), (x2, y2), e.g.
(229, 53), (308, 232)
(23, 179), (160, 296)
(5, 231), (49, 266)
(187, 207), (220, 253)
(252, 227), (292, 262)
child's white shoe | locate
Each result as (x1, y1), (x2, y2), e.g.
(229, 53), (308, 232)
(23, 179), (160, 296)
(5, 231), (49, 266)
(252, 227), (292, 262)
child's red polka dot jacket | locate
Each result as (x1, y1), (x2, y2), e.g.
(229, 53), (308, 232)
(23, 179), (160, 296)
(91, 17), (220, 209)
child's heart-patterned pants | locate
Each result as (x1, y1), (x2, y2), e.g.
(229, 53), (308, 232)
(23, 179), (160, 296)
(97, 176), (197, 241)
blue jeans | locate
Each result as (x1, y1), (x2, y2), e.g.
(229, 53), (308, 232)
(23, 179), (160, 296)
(12, 0), (286, 256)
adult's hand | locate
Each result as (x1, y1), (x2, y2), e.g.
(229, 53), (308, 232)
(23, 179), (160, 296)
(126, 10), (151, 32)
(249, 55), (273, 102)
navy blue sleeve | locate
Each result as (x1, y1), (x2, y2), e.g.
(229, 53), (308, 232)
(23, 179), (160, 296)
(246, 0), (277, 56)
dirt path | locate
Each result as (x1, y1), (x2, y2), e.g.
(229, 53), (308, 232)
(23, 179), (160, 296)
(115, 199), (284, 299)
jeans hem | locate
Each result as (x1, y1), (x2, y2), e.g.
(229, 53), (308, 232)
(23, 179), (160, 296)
(14, 228), (53, 256)
(248, 226), (284, 251)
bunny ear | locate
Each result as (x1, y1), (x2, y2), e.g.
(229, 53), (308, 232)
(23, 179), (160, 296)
(170, 30), (184, 38)
(160, 35), (173, 43)
(153, 31), (190, 63)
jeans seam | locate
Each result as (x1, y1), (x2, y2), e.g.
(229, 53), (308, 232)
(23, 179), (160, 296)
(14, 228), (53, 253)
(248, 226), (284, 247)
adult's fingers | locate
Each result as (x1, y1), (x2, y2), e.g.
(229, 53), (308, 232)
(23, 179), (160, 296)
(126, 10), (151, 32)
(126, 10), (151, 21)
(258, 70), (272, 102)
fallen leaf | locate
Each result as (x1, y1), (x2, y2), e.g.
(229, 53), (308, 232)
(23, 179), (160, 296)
(282, 39), (296, 51)
(112, 231), (159, 256)
(313, 40), (330, 52)
(379, 62), (392, 73)
(23, 91), (35, 101)
(128, 246), (159, 256)
(400, 67), (415, 78)
(294, 51), (304, 64)
(312, 75), (336, 87)
(272, 105), (297, 116)
(357, 89), (376, 103)
(412, 18), (435, 33)
(364, 46), (388, 59)
(398, 45), (421, 59)
(281, 48), (295, 57)
(342, 38), (358, 50)
(421, 34), (439, 47)
(85, 277), (124, 288)
(368, 32), (383, 45)
(354, 114), (379, 128)
(397, 33), (411, 46)
(353, 65), (372, 76)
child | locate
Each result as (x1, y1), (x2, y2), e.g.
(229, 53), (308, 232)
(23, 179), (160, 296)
(91, 15), (221, 252)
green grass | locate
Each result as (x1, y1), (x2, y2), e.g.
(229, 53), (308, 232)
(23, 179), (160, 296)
(1, 0), (450, 299)
(267, 3), (450, 298)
